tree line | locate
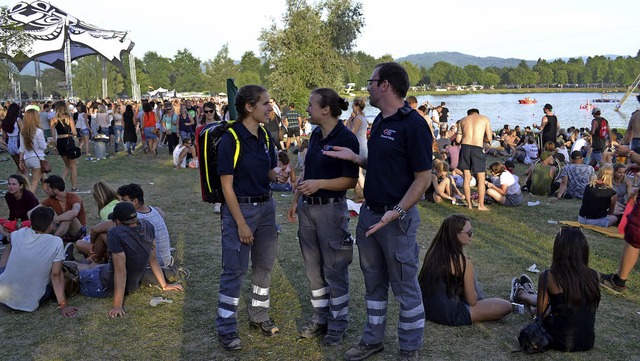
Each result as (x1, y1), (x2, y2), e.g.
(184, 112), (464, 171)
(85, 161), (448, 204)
(3, 1), (640, 108)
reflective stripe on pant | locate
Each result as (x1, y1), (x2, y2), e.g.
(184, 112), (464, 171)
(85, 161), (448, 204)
(215, 199), (278, 335)
(356, 205), (424, 351)
(297, 198), (353, 332)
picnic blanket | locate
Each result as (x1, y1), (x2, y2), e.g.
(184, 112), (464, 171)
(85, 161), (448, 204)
(559, 221), (624, 239)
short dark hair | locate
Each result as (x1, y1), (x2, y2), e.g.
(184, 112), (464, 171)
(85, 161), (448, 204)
(467, 108), (479, 115)
(375, 62), (410, 98)
(30, 206), (55, 232)
(43, 175), (65, 192)
(117, 183), (145, 205)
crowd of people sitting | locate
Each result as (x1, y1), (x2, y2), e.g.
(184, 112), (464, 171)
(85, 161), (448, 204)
(0, 68), (639, 359)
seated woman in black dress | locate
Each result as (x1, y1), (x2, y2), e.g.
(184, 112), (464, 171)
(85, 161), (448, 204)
(418, 214), (512, 326)
(511, 227), (600, 352)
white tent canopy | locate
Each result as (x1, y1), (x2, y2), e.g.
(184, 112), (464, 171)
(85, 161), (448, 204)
(1, 0), (138, 99)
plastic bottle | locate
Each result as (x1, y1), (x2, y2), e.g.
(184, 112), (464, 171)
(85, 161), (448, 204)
(16, 218), (22, 229)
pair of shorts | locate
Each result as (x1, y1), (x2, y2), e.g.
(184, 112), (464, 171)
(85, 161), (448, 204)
(503, 192), (523, 207)
(287, 127), (300, 138)
(458, 144), (486, 174)
(7, 136), (19, 155)
(144, 127), (158, 140)
(23, 156), (40, 170)
(79, 267), (109, 298)
(78, 128), (90, 137)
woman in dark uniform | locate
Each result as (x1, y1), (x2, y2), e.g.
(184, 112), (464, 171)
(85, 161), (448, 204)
(215, 85), (280, 351)
(287, 88), (359, 346)
(51, 101), (79, 191)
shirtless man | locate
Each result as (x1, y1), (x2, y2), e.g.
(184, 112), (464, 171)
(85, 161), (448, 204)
(456, 109), (492, 211)
(622, 95), (640, 152)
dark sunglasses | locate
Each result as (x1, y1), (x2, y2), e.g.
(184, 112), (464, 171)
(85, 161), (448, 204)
(203, 109), (215, 114)
(461, 229), (473, 237)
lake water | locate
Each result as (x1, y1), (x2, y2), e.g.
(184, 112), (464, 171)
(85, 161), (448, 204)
(361, 92), (640, 131)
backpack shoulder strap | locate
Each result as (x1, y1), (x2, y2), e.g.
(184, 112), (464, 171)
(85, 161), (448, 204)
(227, 123), (241, 168)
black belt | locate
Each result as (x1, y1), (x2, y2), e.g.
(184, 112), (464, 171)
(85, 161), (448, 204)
(365, 204), (395, 214)
(302, 196), (343, 205)
(237, 193), (271, 203)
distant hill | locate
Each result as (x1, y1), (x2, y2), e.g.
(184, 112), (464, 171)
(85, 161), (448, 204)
(396, 51), (626, 70)
(397, 51), (536, 70)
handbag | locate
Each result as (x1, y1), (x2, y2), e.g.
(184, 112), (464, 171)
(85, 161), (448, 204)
(66, 137), (82, 160)
(518, 271), (552, 353)
(35, 152), (51, 173)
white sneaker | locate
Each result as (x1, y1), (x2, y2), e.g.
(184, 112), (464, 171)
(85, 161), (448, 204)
(214, 203), (221, 214)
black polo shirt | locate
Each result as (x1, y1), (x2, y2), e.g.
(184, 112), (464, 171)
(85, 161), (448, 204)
(305, 122), (359, 198)
(217, 122), (276, 197)
(364, 102), (433, 206)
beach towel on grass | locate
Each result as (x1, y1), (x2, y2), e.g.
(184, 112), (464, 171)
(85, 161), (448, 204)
(559, 221), (623, 239)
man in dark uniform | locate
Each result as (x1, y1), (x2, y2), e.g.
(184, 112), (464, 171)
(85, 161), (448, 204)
(325, 62), (432, 361)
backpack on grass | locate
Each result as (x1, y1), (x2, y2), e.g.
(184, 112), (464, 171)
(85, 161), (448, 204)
(197, 121), (270, 203)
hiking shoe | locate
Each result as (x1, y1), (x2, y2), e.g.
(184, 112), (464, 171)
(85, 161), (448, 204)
(250, 318), (280, 336)
(600, 273), (626, 293)
(520, 274), (537, 295)
(217, 332), (242, 351)
(399, 349), (419, 361)
(510, 277), (522, 303)
(344, 341), (383, 361)
(322, 329), (346, 346)
(300, 321), (327, 338)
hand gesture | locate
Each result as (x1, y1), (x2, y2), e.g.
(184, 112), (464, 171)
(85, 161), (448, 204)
(322, 146), (357, 163)
(297, 180), (321, 196)
(365, 210), (400, 237)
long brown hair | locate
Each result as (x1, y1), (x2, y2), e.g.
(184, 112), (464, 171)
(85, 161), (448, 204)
(92, 181), (119, 212)
(21, 109), (42, 151)
(550, 227), (600, 311)
(419, 214), (469, 298)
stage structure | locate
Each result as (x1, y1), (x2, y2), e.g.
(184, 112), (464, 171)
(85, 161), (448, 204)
(1, 0), (138, 100)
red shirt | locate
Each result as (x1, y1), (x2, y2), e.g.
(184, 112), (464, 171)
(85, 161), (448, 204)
(41, 192), (87, 226)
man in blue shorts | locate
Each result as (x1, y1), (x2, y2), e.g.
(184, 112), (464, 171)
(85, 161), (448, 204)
(77, 202), (182, 318)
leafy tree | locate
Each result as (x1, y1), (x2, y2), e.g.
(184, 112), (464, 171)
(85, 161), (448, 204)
(0, 6), (33, 97)
(236, 51), (262, 87)
(73, 56), (103, 100)
(259, 0), (364, 107)
(554, 69), (568, 86)
(142, 51), (173, 89)
(533, 59), (553, 86)
(348, 51), (376, 89)
(399, 61), (421, 86)
(323, 0), (364, 55)
(428, 61), (453, 86)
(585, 55), (609, 85)
(463, 65), (484, 85)
(448, 67), (469, 86)
(203, 44), (238, 94)
(41, 67), (65, 99)
(172, 49), (203, 92)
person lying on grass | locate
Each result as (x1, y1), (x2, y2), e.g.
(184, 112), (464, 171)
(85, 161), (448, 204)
(418, 214), (512, 325)
(0, 206), (78, 317)
(76, 202), (182, 318)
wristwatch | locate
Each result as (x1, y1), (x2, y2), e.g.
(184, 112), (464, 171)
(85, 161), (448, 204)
(393, 205), (407, 219)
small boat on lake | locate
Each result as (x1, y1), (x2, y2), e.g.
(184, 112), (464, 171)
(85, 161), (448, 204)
(592, 92), (620, 103)
(580, 100), (596, 110)
(518, 97), (537, 104)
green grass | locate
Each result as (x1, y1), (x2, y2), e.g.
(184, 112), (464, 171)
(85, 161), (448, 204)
(1, 148), (639, 360)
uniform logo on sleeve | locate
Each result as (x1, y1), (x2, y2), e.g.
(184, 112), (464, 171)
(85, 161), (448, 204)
(381, 128), (396, 141)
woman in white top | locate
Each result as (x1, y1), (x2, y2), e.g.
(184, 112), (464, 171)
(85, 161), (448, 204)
(1, 103), (23, 174)
(18, 109), (48, 193)
(75, 104), (91, 157)
(486, 161), (523, 206)
(348, 97), (368, 200)
(112, 104), (124, 153)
